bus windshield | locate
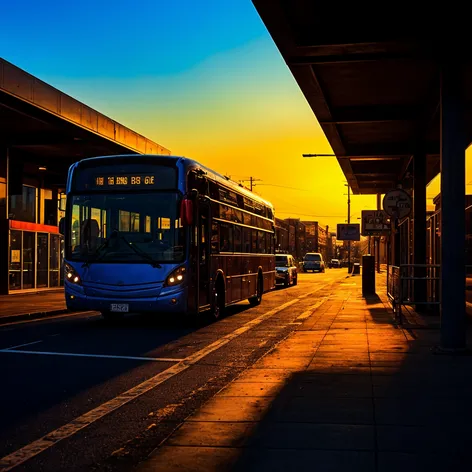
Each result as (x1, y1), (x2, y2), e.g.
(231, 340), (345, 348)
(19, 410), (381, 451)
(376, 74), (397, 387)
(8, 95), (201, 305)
(67, 192), (185, 264)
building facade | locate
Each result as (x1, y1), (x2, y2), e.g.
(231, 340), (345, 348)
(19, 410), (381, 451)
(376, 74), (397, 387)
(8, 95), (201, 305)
(0, 59), (170, 294)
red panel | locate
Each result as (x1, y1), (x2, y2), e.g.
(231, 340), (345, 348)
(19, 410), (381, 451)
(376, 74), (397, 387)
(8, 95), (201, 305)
(9, 220), (59, 234)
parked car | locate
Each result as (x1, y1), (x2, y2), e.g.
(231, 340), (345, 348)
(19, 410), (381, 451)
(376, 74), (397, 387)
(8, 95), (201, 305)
(329, 258), (341, 268)
(301, 252), (325, 272)
(275, 254), (298, 287)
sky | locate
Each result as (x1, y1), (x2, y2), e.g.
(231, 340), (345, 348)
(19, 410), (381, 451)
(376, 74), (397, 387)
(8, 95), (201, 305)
(3, 0), (458, 229)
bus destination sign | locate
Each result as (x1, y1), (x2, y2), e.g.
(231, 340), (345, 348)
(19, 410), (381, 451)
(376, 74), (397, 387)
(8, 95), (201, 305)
(93, 175), (157, 188)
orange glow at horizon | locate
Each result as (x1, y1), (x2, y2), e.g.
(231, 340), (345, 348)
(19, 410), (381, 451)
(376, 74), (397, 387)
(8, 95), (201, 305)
(44, 38), (379, 229)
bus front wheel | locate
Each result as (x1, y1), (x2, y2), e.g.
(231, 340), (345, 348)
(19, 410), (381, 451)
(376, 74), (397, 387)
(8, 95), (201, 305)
(249, 274), (263, 306)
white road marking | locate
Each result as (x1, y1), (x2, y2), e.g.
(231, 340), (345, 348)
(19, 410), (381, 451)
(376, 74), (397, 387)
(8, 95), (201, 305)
(0, 350), (184, 363)
(2, 340), (43, 351)
(0, 311), (99, 328)
(0, 283), (335, 471)
(295, 298), (328, 321)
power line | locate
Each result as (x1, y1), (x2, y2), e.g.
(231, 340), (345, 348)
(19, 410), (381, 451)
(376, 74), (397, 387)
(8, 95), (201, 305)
(256, 183), (308, 191)
(275, 210), (347, 218)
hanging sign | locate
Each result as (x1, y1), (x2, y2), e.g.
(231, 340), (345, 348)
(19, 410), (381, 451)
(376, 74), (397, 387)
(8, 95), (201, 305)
(361, 210), (391, 236)
(337, 223), (360, 241)
(383, 189), (412, 219)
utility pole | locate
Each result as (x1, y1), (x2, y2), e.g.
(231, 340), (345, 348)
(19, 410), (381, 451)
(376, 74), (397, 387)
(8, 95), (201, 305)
(240, 177), (262, 191)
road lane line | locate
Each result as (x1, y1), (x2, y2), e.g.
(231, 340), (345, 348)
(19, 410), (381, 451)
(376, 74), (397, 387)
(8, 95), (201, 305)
(0, 350), (184, 363)
(0, 311), (99, 328)
(295, 297), (328, 321)
(0, 283), (334, 471)
(2, 340), (43, 350)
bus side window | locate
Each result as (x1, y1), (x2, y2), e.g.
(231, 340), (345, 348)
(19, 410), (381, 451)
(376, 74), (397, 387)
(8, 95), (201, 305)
(211, 222), (219, 253)
(265, 232), (272, 254)
(188, 170), (208, 195)
(220, 223), (233, 253)
(242, 228), (251, 253)
(251, 229), (257, 253)
(258, 231), (266, 254)
(234, 226), (242, 252)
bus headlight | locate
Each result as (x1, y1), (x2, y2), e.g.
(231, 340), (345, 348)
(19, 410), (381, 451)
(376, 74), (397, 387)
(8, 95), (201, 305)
(165, 266), (186, 287)
(64, 263), (81, 285)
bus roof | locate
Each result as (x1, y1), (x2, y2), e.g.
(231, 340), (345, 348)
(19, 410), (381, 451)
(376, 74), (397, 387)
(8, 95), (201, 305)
(71, 154), (275, 210)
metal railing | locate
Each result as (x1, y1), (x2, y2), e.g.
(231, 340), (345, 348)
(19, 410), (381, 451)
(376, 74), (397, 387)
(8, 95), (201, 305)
(387, 264), (441, 324)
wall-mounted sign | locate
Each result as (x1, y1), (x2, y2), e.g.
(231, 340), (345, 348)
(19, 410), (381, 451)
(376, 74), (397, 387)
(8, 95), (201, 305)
(383, 189), (412, 219)
(361, 210), (391, 236)
(337, 223), (360, 241)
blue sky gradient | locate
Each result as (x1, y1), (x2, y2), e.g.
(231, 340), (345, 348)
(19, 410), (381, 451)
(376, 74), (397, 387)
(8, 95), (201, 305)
(1, 1), (382, 226)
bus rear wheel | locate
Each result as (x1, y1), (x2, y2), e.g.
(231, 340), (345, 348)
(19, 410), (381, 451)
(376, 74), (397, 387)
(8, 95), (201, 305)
(249, 274), (263, 306)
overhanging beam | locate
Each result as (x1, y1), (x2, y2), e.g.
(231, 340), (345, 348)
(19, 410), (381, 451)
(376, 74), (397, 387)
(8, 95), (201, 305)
(323, 105), (424, 123)
(287, 52), (428, 65)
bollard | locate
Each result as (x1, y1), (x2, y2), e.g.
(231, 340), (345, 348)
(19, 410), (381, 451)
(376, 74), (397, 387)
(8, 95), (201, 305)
(362, 255), (375, 296)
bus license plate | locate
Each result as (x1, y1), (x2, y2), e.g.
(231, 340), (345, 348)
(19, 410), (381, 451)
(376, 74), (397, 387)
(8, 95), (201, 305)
(110, 303), (129, 313)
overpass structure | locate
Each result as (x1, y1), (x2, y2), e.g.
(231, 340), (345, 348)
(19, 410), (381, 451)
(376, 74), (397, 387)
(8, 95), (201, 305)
(0, 58), (170, 295)
(253, 1), (472, 349)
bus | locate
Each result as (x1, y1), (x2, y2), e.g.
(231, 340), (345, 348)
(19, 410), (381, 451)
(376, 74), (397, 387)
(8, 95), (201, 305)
(62, 154), (276, 320)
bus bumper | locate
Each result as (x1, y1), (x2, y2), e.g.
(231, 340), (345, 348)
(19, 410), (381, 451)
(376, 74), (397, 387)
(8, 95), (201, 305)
(65, 285), (188, 315)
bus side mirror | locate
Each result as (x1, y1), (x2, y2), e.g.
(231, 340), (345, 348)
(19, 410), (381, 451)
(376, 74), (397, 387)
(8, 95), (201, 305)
(58, 193), (66, 212)
(180, 198), (194, 226)
(59, 217), (65, 235)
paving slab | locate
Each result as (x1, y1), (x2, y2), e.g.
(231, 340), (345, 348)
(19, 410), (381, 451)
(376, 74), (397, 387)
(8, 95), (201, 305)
(233, 449), (375, 472)
(188, 396), (276, 422)
(249, 422), (375, 451)
(137, 272), (472, 472)
(138, 446), (241, 472)
(166, 422), (257, 448)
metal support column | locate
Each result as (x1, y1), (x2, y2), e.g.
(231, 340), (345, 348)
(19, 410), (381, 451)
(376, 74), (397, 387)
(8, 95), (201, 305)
(376, 194), (381, 272)
(440, 62), (466, 350)
(0, 147), (9, 294)
(347, 184), (351, 273)
(413, 153), (427, 309)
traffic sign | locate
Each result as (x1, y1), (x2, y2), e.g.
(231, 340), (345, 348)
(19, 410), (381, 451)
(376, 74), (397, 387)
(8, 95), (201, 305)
(382, 189), (412, 219)
(337, 223), (360, 241)
(361, 210), (391, 236)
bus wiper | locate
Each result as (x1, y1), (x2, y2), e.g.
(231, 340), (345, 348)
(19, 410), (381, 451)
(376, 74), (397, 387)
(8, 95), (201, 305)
(120, 236), (162, 268)
(81, 230), (118, 268)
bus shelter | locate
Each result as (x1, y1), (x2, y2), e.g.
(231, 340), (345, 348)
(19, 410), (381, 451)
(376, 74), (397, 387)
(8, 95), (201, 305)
(253, 1), (472, 350)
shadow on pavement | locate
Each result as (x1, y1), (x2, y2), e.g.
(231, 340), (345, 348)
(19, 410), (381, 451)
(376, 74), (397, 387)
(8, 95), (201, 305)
(138, 285), (472, 472)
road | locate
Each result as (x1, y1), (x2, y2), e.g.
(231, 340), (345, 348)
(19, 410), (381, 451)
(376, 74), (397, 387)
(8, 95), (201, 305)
(0, 270), (348, 472)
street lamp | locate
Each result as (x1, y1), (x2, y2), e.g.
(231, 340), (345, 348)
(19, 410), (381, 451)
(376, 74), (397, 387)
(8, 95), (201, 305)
(302, 153), (337, 158)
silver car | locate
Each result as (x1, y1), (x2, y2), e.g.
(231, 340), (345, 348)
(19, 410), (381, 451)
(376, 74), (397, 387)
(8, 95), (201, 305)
(275, 254), (298, 287)
(301, 253), (325, 273)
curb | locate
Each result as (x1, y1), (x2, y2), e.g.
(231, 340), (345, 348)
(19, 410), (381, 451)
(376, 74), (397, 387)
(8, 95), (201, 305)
(0, 309), (71, 325)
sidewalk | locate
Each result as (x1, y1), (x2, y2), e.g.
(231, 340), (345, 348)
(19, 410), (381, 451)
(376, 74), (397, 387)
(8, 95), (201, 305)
(137, 273), (472, 472)
(0, 290), (68, 323)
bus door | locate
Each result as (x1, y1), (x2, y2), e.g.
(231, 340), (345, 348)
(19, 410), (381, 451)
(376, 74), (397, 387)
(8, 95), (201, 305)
(198, 204), (211, 308)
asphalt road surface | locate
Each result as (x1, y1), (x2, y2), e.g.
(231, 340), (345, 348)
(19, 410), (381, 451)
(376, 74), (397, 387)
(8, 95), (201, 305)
(0, 270), (348, 472)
